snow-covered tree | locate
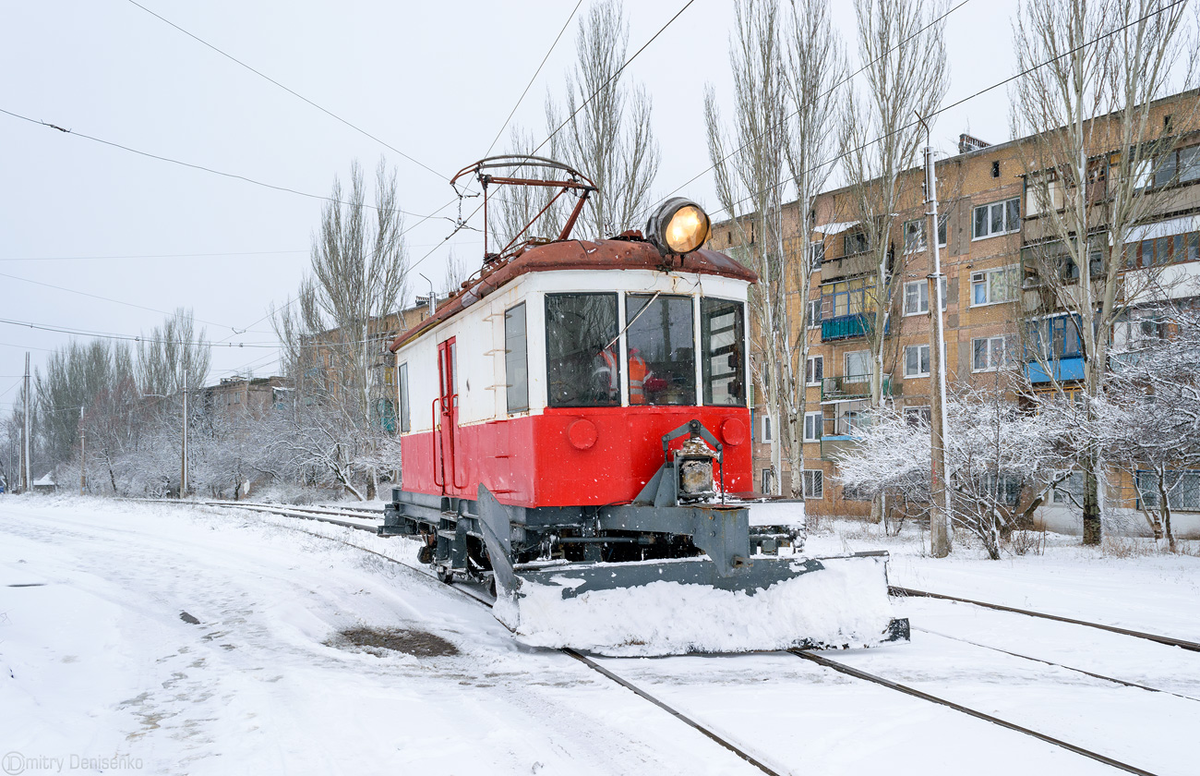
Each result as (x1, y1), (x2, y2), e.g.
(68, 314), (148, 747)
(837, 386), (1075, 558)
(1012, 0), (1196, 544)
(1101, 303), (1200, 551)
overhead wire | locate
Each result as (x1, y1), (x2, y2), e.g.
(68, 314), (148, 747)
(124, 0), (446, 181)
(712, 0), (1189, 221)
(412, 0), (699, 277)
(0, 106), (443, 220)
(638, 0), (976, 224)
(0, 249), (307, 263)
(0, 270), (272, 336)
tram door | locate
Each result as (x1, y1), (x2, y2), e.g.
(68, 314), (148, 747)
(436, 338), (459, 493)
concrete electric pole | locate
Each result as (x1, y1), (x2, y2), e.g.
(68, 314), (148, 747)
(923, 135), (953, 558)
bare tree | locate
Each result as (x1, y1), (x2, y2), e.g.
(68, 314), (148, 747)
(35, 340), (133, 469)
(1013, 0), (1195, 544)
(705, 0), (791, 493)
(782, 0), (846, 498)
(274, 158), (409, 499)
(548, 0), (660, 239)
(136, 308), (211, 396)
(840, 0), (948, 519)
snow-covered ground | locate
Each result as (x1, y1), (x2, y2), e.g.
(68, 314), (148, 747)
(3, 497), (1198, 775)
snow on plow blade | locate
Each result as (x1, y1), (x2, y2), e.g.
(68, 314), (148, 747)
(492, 553), (902, 657)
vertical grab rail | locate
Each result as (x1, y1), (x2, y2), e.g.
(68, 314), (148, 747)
(431, 397), (445, 489)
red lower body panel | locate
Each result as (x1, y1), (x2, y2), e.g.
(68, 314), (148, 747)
(399, 406), (752, 508)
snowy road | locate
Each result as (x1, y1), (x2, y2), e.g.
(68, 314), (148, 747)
(0, 498), (758, 775)
(2, 497), (1198, 775)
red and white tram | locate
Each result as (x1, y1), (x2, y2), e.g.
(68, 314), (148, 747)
(380, 158), (901, 654)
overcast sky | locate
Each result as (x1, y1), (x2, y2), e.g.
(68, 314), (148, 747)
(0, 0), (1021, 407)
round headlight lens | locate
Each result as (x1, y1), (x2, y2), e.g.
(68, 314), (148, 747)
(665, 205), (709, 253)
(647, 198), (711, 255)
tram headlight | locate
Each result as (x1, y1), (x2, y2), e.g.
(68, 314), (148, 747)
(647, 198), (710, 255)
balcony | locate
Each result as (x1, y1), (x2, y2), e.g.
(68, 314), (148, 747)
(821, 373), (891, 403)
(1025, 357), (1085, 383)
(815, 405), (873, 461)
(821, 313), (869, 341)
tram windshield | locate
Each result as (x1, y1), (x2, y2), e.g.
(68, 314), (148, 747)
(626, 294), (696, 405)
(545, 293), (621, 408)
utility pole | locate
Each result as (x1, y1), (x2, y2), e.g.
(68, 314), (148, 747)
(923, 133), (952, 558)
(79, 407), (86, 495)
(180, 361), (188, 499)
(22, 351), (31, 493)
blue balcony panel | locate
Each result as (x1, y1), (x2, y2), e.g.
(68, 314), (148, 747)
(1026, 357), (1085, 383)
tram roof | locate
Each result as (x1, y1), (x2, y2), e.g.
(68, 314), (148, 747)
(389, 236), (756, 352)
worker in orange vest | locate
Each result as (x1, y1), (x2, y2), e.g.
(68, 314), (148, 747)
(628, 348), (648, 404)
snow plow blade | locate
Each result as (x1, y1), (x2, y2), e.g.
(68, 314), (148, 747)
(490, 552), (904, 657)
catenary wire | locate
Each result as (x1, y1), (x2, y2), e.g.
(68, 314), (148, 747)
(413, 0), (698, 276)
(124, 0), (446, 181)
(0, 106), (442, 220)
(639, 0), (976, 224)
(0, 270), (272, 336)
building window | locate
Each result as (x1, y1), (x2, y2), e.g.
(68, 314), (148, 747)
(904, 344), (930, 378)
(397, 362), (410, 433)
(844, 230), (869, 256)
(809, 242), (825, 272)
(904, 406), (931, 427)
(545, 293), (620, 408)
(807, 298), (821, 329)
(821, 277), (876, 320)
(903, 216), (948, 254)
(844, 350), (871, 383)
(805, 355), (823, 386)
(843, 483), (871, 501)
(971, 265), (1019, 306)
(701, 298), (746, 407)
(980, 473), (1022, 505)
(1137, 471), (1200, 510)
(1051, 472), (1085, 506)
(1028, 314), (1083, 361)
(761, 468), (774, 493)
(972, 336), (1009, 372)
(802, 469), (824, 499)
(627, 294), (696, 406)
(1125, 230), (1200, 269)
(1152, 144), (1200, 188)
(902, 277), (948, 315)
(761, 413), (773, 443)
(972, 198), (1020, 240)
(505, 303), (529, 413)
(803, 411), (823, 442)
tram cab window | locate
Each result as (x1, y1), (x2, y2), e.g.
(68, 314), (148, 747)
(545, 293), (621, 407)
(504, 303), (529, 413)
(701, 298), (745, 406)
(626, 294), (696, 405)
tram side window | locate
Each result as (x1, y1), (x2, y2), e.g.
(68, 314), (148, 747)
(626, 294), (696, 405)
(701, 298), (745, 406)
(397, 362), (410, 433)
(505, 303), (529, 413)
(545, 293), (620, 407)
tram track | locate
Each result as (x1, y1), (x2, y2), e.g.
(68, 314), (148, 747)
(167, 499), (1191, 774)
(891, 585), (1200, 653)
(183, 499), (788, 776)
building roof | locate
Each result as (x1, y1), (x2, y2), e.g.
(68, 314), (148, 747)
(389, 235), (756, 352)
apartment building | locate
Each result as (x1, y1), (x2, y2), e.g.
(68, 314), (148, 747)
(709, 89), (1200, 526)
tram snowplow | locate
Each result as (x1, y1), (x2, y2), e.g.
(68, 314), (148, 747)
(378, 157), (906, 655)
